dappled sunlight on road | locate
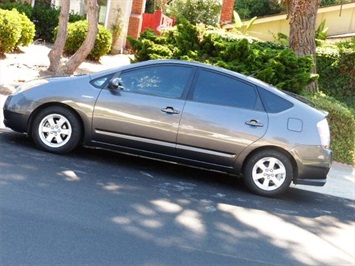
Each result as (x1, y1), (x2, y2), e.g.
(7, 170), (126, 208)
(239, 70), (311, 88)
(59, 170), (81, 182)
(218, 203), (353, 265)
(176, 209), (206, 235)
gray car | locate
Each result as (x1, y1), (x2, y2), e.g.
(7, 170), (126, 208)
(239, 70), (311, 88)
(3, 60), (332, 197)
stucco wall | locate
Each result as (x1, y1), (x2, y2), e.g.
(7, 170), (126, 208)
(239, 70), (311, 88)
(242, 3), (355, 41)
(106, 0), (133, 53)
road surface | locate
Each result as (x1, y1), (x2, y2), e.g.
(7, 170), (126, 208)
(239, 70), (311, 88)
(0, 129), (354, 266)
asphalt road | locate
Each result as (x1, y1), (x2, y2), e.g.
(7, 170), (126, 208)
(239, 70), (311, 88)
(0, 128), (354, 266)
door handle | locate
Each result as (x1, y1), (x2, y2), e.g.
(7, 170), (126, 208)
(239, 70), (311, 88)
(161, 107), (180, 115)
(245, 119), (264, 127)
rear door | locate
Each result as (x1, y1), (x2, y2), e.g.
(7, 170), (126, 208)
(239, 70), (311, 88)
(92, 64), (194, 155)
(176, 69), (268, 168)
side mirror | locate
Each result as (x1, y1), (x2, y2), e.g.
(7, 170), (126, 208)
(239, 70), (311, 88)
(108, 78), (124, 90)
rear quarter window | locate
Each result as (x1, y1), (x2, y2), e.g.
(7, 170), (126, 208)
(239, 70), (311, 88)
(258, 87), (294, 113)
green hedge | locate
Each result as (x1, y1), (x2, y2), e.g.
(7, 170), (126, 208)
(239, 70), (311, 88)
(128, 19), (315, 95)
(58, 20), (112, 61)
(317, 39), (355, 111)
(311, 92), (355, 165)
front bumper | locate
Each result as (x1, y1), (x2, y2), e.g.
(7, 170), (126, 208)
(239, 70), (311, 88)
(3, 95), (30, 133)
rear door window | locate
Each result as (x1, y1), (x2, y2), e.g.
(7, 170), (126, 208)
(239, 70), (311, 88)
(190, 69), (260, 110)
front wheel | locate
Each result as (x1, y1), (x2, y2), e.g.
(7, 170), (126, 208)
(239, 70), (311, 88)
(31, 106), (81, 154)
(243, 150), (293, 197)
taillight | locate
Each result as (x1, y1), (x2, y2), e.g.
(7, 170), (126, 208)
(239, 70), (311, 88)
(317, 119), (330, 149)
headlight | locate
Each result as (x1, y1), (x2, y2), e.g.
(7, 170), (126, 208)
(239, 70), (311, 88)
(14, 79), (49, 94)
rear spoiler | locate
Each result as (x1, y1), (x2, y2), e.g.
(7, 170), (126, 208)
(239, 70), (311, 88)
(281, 90), (328, 116)
(281, 90), (316, 107)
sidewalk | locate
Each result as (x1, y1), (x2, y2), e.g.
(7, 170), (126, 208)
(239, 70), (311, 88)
(0, 43), (132, 95)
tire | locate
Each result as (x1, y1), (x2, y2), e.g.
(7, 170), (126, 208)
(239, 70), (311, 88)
(31, 106), (81, 154)
(243, 150), (293, 197)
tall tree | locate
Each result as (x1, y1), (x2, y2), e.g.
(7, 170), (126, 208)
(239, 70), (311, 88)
(47, 0), (98, 75)
(48, 0), (70, 73)
(288, 0), (321, 94)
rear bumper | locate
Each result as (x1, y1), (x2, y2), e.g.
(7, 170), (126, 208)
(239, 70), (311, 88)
(292, 145), (332, 186)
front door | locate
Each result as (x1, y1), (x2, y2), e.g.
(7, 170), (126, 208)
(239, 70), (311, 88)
(92, 64), (194, 155)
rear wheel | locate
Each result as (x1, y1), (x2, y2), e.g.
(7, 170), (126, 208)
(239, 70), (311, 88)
(243, 150), (293, 197)
(31, 106), (81, 154)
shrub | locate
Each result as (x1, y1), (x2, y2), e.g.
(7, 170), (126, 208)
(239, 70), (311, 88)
(0, 8), (35, 53)
(317, 39), (355, 110)
(0, 9), (23, 55)
(16, 11), (36, 48)
(311, 92), (355, 165)
(60, 20), (112, 61)
(32, 3), (60, 41)
(129, 20), (314, 94)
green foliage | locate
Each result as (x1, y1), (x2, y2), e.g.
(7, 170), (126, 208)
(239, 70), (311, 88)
(128, 20), (314, 94)
(234, 0), (284, 20)
(33, 3), (85, 42)
(0, 9), (22, 55)
(320, 0), (354, 6)
(0, 2), (85, 42)
(0, 8), (35, 54)
(145, 0), (155, 14)
(317, 39), (355, 110)
(60, 20), (112, 61)
(311, 92), (355, 165)
(315, 19), (329, 46)
(0, 2), (32, 18)
(233, 11), (257, 34)
(167, 0), (222, 25)
(23, 3), (58, 42)
(16, 11), (36, 48)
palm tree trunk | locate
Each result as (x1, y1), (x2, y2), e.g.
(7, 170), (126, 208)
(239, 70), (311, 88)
(288, 0), (321, 94)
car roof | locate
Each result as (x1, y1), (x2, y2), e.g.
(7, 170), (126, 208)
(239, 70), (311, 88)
(89, 59), (248, 81)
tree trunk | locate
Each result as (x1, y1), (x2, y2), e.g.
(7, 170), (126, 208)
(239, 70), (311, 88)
(47, 0), (70, 73)
(288, 0), (321, 94)
(62, 0), (98, 75)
